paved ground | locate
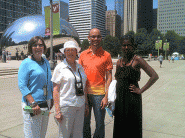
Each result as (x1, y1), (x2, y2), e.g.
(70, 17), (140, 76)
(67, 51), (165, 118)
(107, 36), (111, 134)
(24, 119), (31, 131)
(0, 59), (185, 138)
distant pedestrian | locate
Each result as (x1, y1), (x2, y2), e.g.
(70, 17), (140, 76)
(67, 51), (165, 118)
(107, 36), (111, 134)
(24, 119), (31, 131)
(18, 36), (53, 138)
(158, 53), (163, 68)
(79, 28), (113, 138)
(113, 36), (159, 138)
(172, 55), (175, 63)
(168, 55), (171, 63)
(51, 41), (88, 138)
(21, 51), (24, 60)
(16, 50), (19, 61)
(2, 49), (6, 63)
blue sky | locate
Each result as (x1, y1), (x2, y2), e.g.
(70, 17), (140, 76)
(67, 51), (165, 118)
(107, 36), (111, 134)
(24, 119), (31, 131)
(42, 0), (158, 14)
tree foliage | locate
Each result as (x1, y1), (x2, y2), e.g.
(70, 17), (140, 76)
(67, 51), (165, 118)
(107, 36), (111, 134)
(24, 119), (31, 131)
(81, 29), (185, 57)
(81, 39), (90, 52)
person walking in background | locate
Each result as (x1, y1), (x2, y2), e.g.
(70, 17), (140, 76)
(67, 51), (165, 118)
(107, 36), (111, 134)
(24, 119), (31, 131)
(158, 53), (163, 68)
(113, 36), (159, 138)
(18, 36), (53, 138)
(16, 50), (19, 61)
(172, 55), (175, 63)
(79, 28), (113, 138)
(2, 49), (6, 63)
(51, 41), (88, 138)
(168, 55), (171, 63)
(21, 51), (24, 60)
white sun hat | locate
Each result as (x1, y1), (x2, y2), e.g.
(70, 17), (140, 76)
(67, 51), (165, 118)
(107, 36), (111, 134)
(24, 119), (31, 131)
(59, 41), (81, 54)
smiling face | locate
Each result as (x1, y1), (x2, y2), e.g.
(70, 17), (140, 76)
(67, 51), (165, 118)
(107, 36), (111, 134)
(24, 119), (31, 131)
(121, 40), (135, 55)
(88, 28), (102, 49)
(32, 39), (44, 57)
(64, 48), (77, 61)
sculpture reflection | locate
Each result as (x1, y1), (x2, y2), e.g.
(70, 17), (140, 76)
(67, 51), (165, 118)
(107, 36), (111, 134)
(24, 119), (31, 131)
(1, 15), (79, 47)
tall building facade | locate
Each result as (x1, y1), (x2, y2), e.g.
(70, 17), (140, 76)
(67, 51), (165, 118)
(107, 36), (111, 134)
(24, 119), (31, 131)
(69, 0), (106, 41)
(106, 10), (121, 38)
(59, 1), (69, 21)
(157, 0), (185, 36)
(115, 0), (124, 36)
(153, 9), (157, 29)
(124, 0), (153, 35)
(0, 0), (42, 32)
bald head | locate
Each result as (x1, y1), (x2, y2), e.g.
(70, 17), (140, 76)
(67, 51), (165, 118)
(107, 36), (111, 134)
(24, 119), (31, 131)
(89, 28), (101, 36)
(88, 28), (102, 49)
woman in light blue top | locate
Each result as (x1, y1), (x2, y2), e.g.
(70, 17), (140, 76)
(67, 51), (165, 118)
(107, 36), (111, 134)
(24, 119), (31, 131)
(18, 36), (53, 138)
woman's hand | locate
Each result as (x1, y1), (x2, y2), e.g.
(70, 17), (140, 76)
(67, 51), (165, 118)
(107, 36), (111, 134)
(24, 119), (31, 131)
(129, 84), (142, 94)
(85, 103), (89, 117)
(50, 99), (54, 109)
(101, 96), (108, 109)
(55, 112), (63, 123)
(32, 105), (41, 115)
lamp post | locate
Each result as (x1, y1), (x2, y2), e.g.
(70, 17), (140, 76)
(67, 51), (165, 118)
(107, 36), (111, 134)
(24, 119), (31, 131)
(49, 0), (54, 70)
(155, 36), (162, 57)
(163, 39), (169, 60)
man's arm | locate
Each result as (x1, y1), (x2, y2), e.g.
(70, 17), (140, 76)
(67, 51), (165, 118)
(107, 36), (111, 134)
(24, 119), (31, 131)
(101, 70), (112, 109)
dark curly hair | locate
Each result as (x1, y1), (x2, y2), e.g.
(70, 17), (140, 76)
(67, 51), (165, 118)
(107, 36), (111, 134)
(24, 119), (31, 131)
(120, 35), (137, 49)
(28, 36), (47, 55)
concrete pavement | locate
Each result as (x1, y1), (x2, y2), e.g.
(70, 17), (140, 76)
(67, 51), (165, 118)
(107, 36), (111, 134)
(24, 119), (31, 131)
(1, 59), (185, 137)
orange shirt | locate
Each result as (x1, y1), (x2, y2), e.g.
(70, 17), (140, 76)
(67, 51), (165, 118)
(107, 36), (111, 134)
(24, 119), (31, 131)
(79, 47), (113, 95)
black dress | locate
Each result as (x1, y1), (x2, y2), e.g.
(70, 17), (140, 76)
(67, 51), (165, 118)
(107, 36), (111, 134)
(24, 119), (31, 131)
(113, 56), (142, 138)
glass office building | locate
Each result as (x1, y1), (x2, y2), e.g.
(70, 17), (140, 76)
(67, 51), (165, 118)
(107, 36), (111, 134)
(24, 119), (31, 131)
(124, 0), (153, 35)
(157, 0), (185, 36)
(0, 0), (42, 32)
(115, 0), (124, 36)
(69, 0), (106, 41)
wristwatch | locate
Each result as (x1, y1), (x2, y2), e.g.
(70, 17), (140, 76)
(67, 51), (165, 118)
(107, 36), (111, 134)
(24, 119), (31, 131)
(30, 101), (38, 108)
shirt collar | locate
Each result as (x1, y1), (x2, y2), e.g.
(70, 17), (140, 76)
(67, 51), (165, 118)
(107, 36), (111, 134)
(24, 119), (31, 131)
(63, 58), (81, 69)
(87, 46), (104, 55)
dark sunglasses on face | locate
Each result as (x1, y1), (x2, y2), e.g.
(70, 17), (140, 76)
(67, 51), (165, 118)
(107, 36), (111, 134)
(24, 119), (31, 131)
(90, 35), (102, 39)
(122, 44), (133, 47)
(32, 44), (44, 48)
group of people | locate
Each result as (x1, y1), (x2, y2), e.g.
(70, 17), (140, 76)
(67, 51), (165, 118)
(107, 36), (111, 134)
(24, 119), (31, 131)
(1, 50), (11, 62)
(18, 28), (159, 138)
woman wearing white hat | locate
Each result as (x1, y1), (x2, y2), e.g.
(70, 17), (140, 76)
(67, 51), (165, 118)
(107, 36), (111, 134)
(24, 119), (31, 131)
(51, 41), (88, 138)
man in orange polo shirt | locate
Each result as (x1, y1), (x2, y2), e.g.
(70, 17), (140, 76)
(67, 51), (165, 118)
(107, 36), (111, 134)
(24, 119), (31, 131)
(79, 28), (113, 138)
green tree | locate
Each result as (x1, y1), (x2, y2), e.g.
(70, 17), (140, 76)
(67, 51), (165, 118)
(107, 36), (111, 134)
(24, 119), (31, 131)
(81, 39), (89, 52)
(135, 28), (148, 55)
(103, 35), (121, 57)
(149, 28), (164, 49)
(125, 31), (135, 39)
(165, 30), (180, 54)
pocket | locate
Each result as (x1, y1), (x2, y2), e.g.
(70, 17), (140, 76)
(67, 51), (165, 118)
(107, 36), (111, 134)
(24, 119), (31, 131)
(59, 106), (69, 116)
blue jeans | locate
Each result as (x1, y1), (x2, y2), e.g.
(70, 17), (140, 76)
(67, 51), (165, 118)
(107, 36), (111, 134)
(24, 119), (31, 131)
(83, 94), (106, 138)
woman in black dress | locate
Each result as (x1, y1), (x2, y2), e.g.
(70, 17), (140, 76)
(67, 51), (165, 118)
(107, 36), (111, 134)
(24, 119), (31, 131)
(113, 36), (159, 138)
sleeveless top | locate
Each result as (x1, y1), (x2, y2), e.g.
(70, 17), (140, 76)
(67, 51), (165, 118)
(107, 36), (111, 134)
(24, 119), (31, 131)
(115, 55), (140, 88)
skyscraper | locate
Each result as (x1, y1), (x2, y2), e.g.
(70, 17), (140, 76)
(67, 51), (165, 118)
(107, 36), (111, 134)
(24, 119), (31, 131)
(106, 10), (121, 38)
(0, 0), (42, 32)
(59, 1), (69, 21)
(157, 0), (185, 36)
(115, 0), (124, 36)
(69, 0), (106, 41)
(124, 0), (153, 35)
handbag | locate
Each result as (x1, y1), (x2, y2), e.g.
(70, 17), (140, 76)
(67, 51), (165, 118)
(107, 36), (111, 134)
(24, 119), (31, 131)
(108, 80), (117, 103)
(106, 80), (117, 118)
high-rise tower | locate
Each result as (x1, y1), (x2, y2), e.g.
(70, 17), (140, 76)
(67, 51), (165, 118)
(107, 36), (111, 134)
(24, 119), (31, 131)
(115, 0), (124, 36)
(69, 0), (106, 41)
(158, 0), (185, 36)
(124, 0), (153, 35)
(0, 0), (42, 32)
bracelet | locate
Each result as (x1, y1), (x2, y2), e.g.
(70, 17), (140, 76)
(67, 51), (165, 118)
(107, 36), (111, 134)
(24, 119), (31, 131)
(55, 112), (61, 115)
(30, 101), (38, 108)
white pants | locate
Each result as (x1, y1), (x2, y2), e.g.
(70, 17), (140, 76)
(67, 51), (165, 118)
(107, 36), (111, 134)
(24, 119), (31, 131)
(22, 102), (49, 138)
(57, 105), (85, 138)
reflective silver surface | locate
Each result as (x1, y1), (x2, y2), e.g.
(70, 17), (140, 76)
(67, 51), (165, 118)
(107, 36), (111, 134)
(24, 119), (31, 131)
(0, 15), (79, 47)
